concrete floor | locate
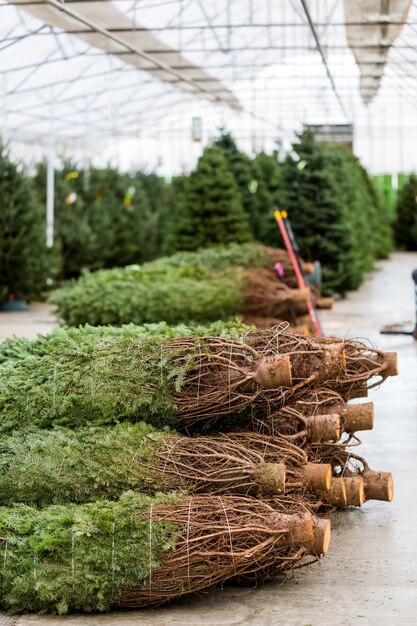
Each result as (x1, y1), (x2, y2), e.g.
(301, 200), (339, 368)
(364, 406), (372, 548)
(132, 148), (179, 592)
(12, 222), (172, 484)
(1, 252), (417, 626)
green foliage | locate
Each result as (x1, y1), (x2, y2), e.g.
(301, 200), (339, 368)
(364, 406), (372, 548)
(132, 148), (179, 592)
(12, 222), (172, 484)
(134, 171), (174, 255)
(0, 491), (182, 614)
(34, 162), (96, 278)
(0, 145), (49, 300)
(212, 132), (258, 227)
(212, 133), (283, 244)
(0, 422), (175, 506)
(280, 132), (393, 294)
(280, 134), (353, 294)
(86, 167), (149, 268)
(394, 173), (417, 250)
(0, 319), (250, 363)
(0, 335), (32, 363)
(161, 174), (188, 254)
(34, 163), (167, 278)
(170, 146), (252, 251)
(251, 151), (282, 245)
(0, 334), (180, 433)
(50, 264), (244, 326)
(359, 165), (393, 259)
(148, 241), (269, 272)
(0, 325), (248, 434)
(49, 242), (273, 327)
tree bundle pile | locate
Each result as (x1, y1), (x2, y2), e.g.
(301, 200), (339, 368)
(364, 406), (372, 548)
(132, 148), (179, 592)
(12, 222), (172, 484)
(0, 324), (396, 614)
(49, 242), (325, 330)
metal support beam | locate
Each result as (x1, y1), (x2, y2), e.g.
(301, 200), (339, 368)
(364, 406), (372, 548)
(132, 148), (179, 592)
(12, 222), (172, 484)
(46, 141), (54, 248)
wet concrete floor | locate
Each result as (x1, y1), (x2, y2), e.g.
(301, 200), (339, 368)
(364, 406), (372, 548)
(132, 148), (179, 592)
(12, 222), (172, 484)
(1, 252), (416, 626)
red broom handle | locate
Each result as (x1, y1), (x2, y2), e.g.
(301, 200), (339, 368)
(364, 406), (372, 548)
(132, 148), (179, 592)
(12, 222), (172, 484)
(274, 210), (323, 337)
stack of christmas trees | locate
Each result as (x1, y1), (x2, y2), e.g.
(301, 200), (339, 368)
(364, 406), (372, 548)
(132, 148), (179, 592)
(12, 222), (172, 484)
(0, 322), (396, 614)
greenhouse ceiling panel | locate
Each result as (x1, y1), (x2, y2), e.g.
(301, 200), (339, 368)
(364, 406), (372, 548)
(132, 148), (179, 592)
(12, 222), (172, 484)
(0, 0), (416, 174)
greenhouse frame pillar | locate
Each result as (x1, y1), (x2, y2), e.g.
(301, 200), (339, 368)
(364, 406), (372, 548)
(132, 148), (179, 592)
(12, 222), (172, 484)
(46, 143), (55, 248)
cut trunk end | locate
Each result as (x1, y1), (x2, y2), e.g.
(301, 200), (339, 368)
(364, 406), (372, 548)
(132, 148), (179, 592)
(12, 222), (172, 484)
(363, 469), (394, 502)
(311, 519), (332, 556)
(343, 476), (365, 507)
(288, 514), (331, 556)
(322, 477), (348, 508)
(290, 286), (311, 304)
(383, 352), (399, 377)
(306, 413), (341, 442)
(254, 355), (292, 389)
(315, 297), (334, 310)
(321, 344), (347, 380)
(335, 401), (374, 433)
(301, 462), (332, 491)
(255, 463), (286, 497)
(286, 512), (314, 550)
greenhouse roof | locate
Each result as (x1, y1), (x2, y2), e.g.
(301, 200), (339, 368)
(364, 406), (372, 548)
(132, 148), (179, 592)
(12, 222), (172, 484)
(1, 0), (417, 174)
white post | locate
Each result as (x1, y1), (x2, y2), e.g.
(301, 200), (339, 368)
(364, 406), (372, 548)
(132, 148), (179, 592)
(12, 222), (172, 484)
(46, 141), (55, 248)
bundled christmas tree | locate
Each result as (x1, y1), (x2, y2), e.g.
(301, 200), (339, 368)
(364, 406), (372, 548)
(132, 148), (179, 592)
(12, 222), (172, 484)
(49, 243), (309, 327)
(394, 173), (417, 250)
(171, 146), (252, 251)
(0, 492), (328, 613)
(0, 320), (249, 363)
(0, 422), (338, 506)
(0, 331), (295, 434)
(0, 317), (397, 614)
(307, 441), (394, 506)
(0, 145), (49, 303)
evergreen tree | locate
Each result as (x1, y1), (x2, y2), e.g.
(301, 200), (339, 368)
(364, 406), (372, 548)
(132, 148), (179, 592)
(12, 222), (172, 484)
(280, 132), (393, 294)
(171, 146), (252, 251)
(0, 146), (49, 301)
(394, 173), (417, 250)
(162, 174), (188, 254)
(213, 132), (258, 231)
(252, 151), (282, 245)
(86, 167), (155, 268)
(35, 164), (161, 275)
(134, 171), (171, 258)
(359, 164), (393, 259)
(323, 144), (374, 282)
(34, 162), (97, 278)
(280, 132), (359, 294)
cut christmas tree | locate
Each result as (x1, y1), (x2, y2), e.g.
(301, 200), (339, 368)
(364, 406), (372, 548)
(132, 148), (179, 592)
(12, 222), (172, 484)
(0, 493), (330, 613)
